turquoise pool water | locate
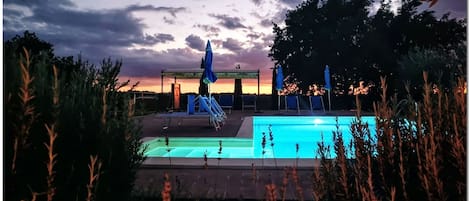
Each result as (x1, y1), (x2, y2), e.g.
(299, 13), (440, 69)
(144, 116), (376, 159)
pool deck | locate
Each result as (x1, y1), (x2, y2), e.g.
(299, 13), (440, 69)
(139, 109), (368, 138)
(134, 109), (371, 200)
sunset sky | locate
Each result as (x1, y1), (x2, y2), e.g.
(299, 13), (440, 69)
(3, 0), (466, 94)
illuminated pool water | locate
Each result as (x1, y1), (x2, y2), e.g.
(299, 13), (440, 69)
(144, 116), (376, 159)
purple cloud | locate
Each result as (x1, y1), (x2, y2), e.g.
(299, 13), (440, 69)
(209, 14), (247, 29)
(279, 0), (303, 8)
(145, 33), (174, 44)
(222, 38), (244, 52)
(126, 5), (187, 17)
(193, 24), (221, 34)
(185, 34), (205, 51)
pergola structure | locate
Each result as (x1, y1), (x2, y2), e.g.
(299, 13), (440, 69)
(160, 69), (260, 95)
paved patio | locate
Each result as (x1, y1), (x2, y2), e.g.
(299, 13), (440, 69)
(133, 109), (371, 200)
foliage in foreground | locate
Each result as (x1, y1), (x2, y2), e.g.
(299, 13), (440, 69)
(4, 44), (146, 200)
(310, 73), (466, 201)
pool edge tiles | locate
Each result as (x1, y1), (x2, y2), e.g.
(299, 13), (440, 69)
(235, 116), (253, 138)
(143, 157), (322, 168)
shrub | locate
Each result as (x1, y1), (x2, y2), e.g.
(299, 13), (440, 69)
(4, 44), (146, 200)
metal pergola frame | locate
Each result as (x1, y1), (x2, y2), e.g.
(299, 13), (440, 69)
(160, 69), (260, 95)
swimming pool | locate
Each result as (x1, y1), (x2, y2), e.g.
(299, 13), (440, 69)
(144, 116), (376, 159)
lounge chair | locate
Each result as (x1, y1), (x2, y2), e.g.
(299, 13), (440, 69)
(218, 94), (233, 114)
(156, 95), (225, 130)
(242, 95), (257, 111)
(199, 96), (225, 129)
(285, 95), (300, 113)
(309, 96), (325, 113)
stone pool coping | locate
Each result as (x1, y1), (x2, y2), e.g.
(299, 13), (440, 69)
(142, 157), (321, 168)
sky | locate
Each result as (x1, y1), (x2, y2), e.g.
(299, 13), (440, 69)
(3, 0), (467, 94)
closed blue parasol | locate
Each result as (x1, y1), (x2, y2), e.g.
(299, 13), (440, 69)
(202, 40), (217, 124)
(324, 65), (331, 111)
(275, 65), (284, 110)
(203, 40), (217, 84)
(324, 65), (331, 90)
(275, 65), (284, 90)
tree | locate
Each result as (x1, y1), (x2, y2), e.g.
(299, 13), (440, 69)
(270, 0), (372, 94)
(269, 0), (466, 102)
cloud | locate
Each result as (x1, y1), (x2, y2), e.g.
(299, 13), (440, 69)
(247, 33), (263, 40)
(222, 38), (244, 52)
(3, 1), (187, 61)
(279, 0), (303, 8)
(193, 24), (221, 34)
(426, 0), (467, 18)
(126, 5), (187, 17)
(4, 0), (75, 8)
(185, 34), (205, 51)
(250, 4), (289, 27)
(119, 47), (203, 78)
(209, 14), (247, 29)
(251, 0), (262, 6)
(163, 16), (175, 24)
(145, 33), (175, 44)
(3, 0), (275, 91)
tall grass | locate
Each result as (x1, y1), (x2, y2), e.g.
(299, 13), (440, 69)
(309, 72), (466, 201)
(5, 48), (146, 201)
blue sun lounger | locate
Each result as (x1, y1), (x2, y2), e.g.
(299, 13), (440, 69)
(285, 95), (300, 113)
(309, 96), (325, 113)
(156, 95), (226, 130)
(218, 94), (233, 114)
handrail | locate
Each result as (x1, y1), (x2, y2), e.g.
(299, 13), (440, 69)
(198, 96), (225, 130)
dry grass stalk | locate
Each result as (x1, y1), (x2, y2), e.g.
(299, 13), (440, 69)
(350, 120), (366, 199)
(316, 132), (337, 200)
(203, 151), (208, 169)
(86, 155), (102, 201)
(280, 167), (289, 201)
(333, 118), (350, 200)
(44, 65), (60, 201)
(52, 65), (59, 105)
(415, 105), (432, 199)
(268, 125), (277, 167)
(251, 163), (256, 183)
(396, 129), (408, 200)
(44, 124), (58, 201)
(261, 132), (266, 168)
(421, 72), (446, 200)
(291, 167), (304, 201)
(13, 47), (36, 174)
(364, 153), (377, 201)
(161, 173), (171, 201)
(390, 186), (396, 201)
(165, 133), (171, 166)
(127, 98), (135, 119)
(218, 140), (223, 166)
(101, 87), (107, 126)
(311, 166), (326, 201)
(373, 77), (396, 199)
(451, 79), (466, 195)
(29, 191), (44, 201)
(351, 98), (378, 201)
(265, 183), (278, 201)
(451, 112), (466, 196)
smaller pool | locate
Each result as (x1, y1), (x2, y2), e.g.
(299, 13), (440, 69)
(145, 138), (253, 158)
(144, 116), (376, 159)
